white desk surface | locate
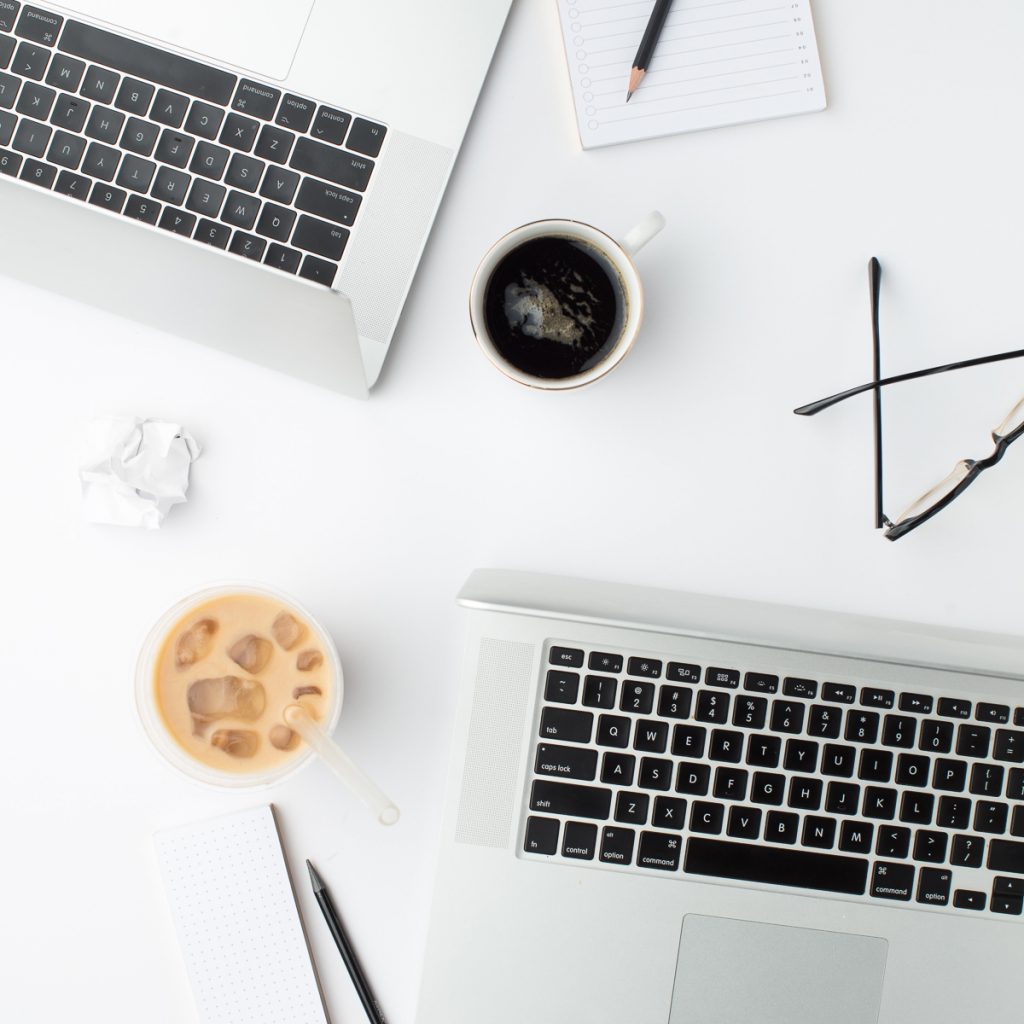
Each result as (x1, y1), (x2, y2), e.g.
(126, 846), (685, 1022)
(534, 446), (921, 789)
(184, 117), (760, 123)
(3, 1), (1024, 1019)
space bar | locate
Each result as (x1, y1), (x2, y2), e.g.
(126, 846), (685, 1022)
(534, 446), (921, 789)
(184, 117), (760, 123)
(59, 21), (236, 105)
(684, 838), (869, 896)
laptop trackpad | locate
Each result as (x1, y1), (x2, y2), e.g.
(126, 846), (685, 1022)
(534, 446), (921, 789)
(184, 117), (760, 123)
(669, 916), (887, 1024)
(62, 0), (314, 81)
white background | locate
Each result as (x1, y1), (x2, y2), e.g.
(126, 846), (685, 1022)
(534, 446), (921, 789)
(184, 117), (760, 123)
(3, 1), (1024, 1020)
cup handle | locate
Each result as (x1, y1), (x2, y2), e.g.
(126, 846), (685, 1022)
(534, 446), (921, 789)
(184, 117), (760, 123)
(619, 211), (666, 259)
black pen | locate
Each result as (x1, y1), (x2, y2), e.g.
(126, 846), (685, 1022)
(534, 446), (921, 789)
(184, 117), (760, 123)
(627, 0), (674, 102)
(307, 860), (387, 1024)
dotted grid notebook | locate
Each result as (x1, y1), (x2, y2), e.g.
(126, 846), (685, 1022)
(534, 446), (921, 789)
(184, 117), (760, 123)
(154, 805), (330, 1024)
(557, 0), (826, 149)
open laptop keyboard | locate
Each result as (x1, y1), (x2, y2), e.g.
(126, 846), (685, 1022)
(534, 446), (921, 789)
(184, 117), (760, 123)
(523, 642), (1024, 918)
(0, 5), (386, 287)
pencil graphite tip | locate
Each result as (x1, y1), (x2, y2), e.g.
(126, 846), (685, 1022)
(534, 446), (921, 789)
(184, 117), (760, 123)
(307, 860), (325, 893)
(626, 90), (633, 102)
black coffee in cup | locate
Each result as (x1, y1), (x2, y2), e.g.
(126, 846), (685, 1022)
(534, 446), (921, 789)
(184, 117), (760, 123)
(482, 235), (627, 380)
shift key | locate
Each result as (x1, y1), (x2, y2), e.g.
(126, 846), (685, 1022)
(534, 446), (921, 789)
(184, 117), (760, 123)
(530, 779), (611, 820)
(290, 136), (373, 192)
(295, 177), (361, 227)
(539, 707), (593, 744)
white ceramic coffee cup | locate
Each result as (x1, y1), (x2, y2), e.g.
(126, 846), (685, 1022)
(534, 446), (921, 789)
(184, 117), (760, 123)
(469, 212), (665, 390)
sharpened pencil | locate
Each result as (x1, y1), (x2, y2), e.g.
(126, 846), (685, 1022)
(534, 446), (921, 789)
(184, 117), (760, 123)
(626, 0), (674, 102)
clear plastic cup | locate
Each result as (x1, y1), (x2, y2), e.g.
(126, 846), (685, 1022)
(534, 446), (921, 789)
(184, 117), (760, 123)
(135, 582), (343, 790)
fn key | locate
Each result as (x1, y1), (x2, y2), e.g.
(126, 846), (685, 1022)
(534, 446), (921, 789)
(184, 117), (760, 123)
(524, 816), (559, 855)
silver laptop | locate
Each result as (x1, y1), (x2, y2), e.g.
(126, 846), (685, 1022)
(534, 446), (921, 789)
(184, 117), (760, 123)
(418, 570), (1023, 1024)
(0, 0), (512, 396)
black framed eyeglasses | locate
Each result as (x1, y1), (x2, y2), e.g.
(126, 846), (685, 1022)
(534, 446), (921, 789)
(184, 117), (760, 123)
(794, 257), (1024, 541)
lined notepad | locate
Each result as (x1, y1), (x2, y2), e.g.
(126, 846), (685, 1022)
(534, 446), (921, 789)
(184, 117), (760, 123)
(557, 0), (826, 149)
(154, 805), (330, 1024)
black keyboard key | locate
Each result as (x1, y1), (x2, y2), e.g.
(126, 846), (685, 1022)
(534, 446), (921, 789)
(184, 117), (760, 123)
(708, 729), (743, 764)
(899, 692), (933, 714)
(627, 657), (661, 679)
(899, 791), (934, 825)
(18, 154), (51, 185)
(685, 837), (868, 895)
(149, 87), (189, 129)
(52, 167), (88, 198)
(1016, 708), (1024, 727)
(84, 105), (123, 144)
(933, 758), (967, 792)
(882, 715), (916, 748)
(938, 697), (971, 719)
(766, 810), (799, 844)
(993, 875), (1024, 897)
(190, 140), (229, 181)
(666, 661), (699, 683)
(550, 646), (583, 668)
(744, 672), (779, 694)
(977, 702), (1010, 724)
(596, 714), (630, 748)
(937, 796), (972, 830)
(561, 821), (598, 860)
(784, 739), (818, 773)
(599, 826), (635, 865)
(298, 254), (337, 287)
(87, 180), (124, 210)
(770, 700), (804, 734)
(919, 719), (953, 753)
(1009, 767), (1024, 800)
(232, 78), (280, 120)
(970, 763), (1004, 797)
(913, 829), (947, 863)
(294, 175), (361, 227)
(114, 76), (153, 116)
(953, 889), (986, 910)
(45, 129), (83, 168)
(614, 791), (649, 825)
(638, 830), (682, 871)
(122, 193), (160, 224)
(870, 861), (913, 901)
(746, 733), (781, 767)
(151, 164), (190, 206)
(653, 796), (687, 830)
(638, 757), (672, 791)
(0, 70), (19, 107)
(0, 1), (17, 33)
(690, 801), (724, 835)
(672, 724), (706, 758)
(875, 825), (910, 858)
(194, 218), (229, 249)
(895, 753), (930, 788)
(987, 838), (1024, 874)
(863, 786), (897, 820)
(157, 206), (195, 236)
(582, 675), (616, 710)
(260, 165), (299, 204)
(121, 116), (157, 156)
(695, 690), (729, 724)
(821, 743), (855, 778)
(221, 110), (259, 152)
(838, 820), (873, 853)
(783, 677), (817, 699)
(184, 100), (223, 141)
(12, 117), (47, 154)
(974, 801), (1009, 834)
(733, 695), (767, 730)
(845, 711), (879, 744)
(221, 191), (259, 230)
(675, 761), (710, 795)
(861, 687), (895, 710)
(346, 116), (386, 157)
(155, 129), (194, 169)
(0, 33), (13, 68)
(310, 103), (350, 144)
(590, 651), (623, 674)
(994, 730), (1024, 763)
(713, 766), (748, 801)
(61, 21), (236, 104)
(825, 781), (860, 815)
(276, 92), (315, 132)
(49, 93), (88, 132)
(16, 80), (52, 118)
(523, 815), (559, 855)
(751, 771), (784, 806)
(600, 751), (635, 786)
(45, 54), (83, 91)
(254, 123), (294, 164)
(228, 230), (265, 261)
(81, 65), (119, 104)
(787, 777), (822, 811)
(13, 40), (47, 78)
(80, 140), (117, 180)
(620, 681), (655, 715)
(544, 670), (579, 704)
(15, 6), (60, 45)
(858, 748), (893, 783)
(658, 685), (692, 720)
(991, 893), (1023, 915)
(634, 719), (668, 753)
(256, 201), (295, 242)
(292, 213), (348, 261)
(706, 666), (739, 688)
(823, 682), (856, 704)
(727, 805), (761, 840)
(291, 135), (373, 192)
(916, 867), (952, 907)
(535, 742), (598, 781)
(539, 706), (593, 744)
(2, 146), (27, 176)
(807, 704), (841, 739)
(956, 724), (991, 759)
(530, 779), (611, 820)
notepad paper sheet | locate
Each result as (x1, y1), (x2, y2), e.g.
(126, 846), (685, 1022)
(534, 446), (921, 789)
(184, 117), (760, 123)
(557, 0), (826, 149)
(154, 805), (329, 1024)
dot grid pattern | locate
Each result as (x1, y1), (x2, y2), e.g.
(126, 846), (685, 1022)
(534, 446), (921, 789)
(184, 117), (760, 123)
(154, 805), (329, 1024)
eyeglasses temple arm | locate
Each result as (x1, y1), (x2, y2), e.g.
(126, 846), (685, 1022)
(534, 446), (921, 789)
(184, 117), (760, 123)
(870, 257), (884, 530)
